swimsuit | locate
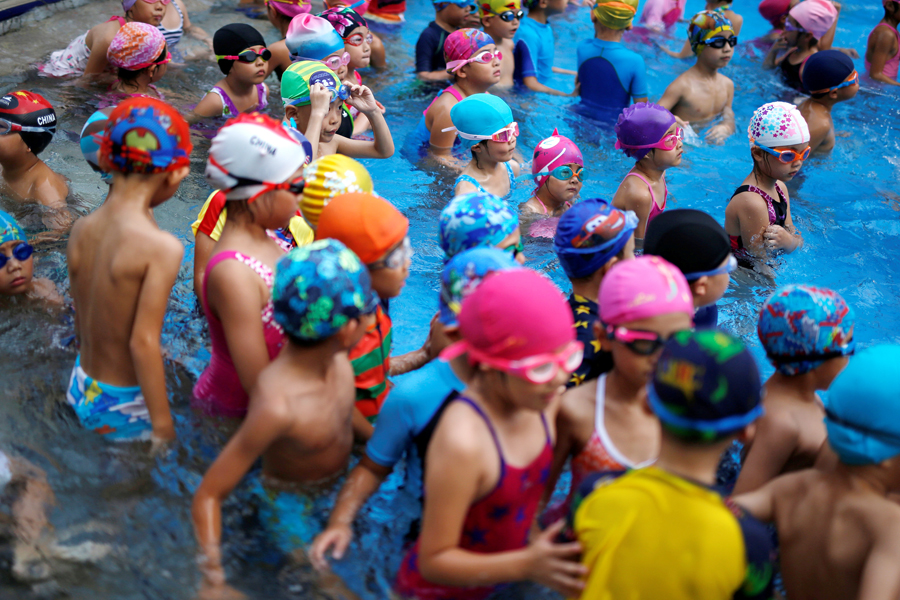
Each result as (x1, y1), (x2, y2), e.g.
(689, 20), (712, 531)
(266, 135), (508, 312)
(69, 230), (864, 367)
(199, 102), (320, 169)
(866, 22), (900, 80)
(208, 84), (268, 118)
(41, 16), (126, 78)
(395, 396), (553, 600)
(779, 48), (809, 91)
(625, 171), (667, 225)
(350, 303), (392, 419)
(729, 184), (787, 266)
(454, 162), (516, 198)
(192, 251), (285, 418)
(404, 86), (464, 161)
(67, 355), (153, 442)
(158, 0), (184, 49)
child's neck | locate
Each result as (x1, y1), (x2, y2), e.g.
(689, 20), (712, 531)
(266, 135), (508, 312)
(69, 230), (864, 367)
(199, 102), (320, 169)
(455, 76), (493, 96)
(435, 14), (456, 31)
(751, 165), (780, 190)
(222, 208), (274, 242)
(534, 184), (566, 213)
(225, 74), (257, 95)
(594, 25), (624, 42)
(704, 0), (728, 10)
(468, 375), (526, 420)
(811, 95), (837, 111)
(570, 276), (600, 303)
(767, 371), (820, 402)
(692, 59), (720, 79)
(472, 152), (503, 173)
(606, 367), (647, 401)
(0, 153), (41, 182)
(279, 337), (345, 379)
(117, 74), (154, 95)
(527, 10), (548, 24)
(106, 176), (162, 212)
(884, 10), (900, 28)
(484, 27), (511, 43)
(836, 463), (893, 497)
(634, 158), (666, 181)
(655, 436), (730, 486)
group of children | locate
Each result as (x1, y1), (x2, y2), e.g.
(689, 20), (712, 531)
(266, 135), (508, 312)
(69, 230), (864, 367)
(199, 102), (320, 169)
(0, 0), (899, 597)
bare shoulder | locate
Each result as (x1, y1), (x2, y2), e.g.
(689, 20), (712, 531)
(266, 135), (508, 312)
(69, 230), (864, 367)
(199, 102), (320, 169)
(431, 400), (493, 463)
(560, 380), (595, 420)
(90, 19), (121, 43)
(139, 226), (183, 261)
(615, 174), (652, 207)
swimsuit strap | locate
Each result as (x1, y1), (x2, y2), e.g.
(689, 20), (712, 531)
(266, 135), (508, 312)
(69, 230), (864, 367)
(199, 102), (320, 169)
(626, 171), (658, 208)
(504, 161), (514, 189)
(455, 174), (486, 193)
(536, 196), (548, 214)
(210, 86), (239, 118)
(108, 15), (127, 25)
(205, 250), (275, 290)
(736, 184), (784, 226)
(423, 85), (464, 117)
(454, 396), (506, 474)
(256, 83), (268, 111)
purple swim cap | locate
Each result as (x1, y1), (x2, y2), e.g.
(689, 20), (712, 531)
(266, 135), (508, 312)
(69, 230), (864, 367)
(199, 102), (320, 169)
(615, 102), (676, 161)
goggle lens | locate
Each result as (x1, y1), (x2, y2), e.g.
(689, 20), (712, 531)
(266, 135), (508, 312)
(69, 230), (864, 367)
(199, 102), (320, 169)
(490, 122), (518, 143)
(549, 165), (583, 181)
(495, 9), (524, 21)
(0, 243), (34, 268)
(344, 33), (374, 46)
(704, 36), (738, 49)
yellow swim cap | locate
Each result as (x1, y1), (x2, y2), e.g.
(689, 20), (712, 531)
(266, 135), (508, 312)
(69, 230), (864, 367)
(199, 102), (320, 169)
(478, 0), (521, 19)
(300, 154), (374, 229)
(592, 0), (638, 30)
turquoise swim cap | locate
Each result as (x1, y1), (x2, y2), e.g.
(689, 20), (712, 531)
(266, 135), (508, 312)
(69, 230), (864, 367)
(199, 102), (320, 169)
(0, 210), (25, 245)
(825, 345), (900, 466)
(448, 94), (513, 141)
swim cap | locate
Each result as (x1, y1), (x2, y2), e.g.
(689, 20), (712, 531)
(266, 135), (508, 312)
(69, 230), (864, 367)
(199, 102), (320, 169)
(748, 101), (810, 147)
(644, 209), (730, 279)
(758, 0), (791, 27)
(436, 0), (478, 7)
(439, 191), (518, 260)
(532, 129), (584, 192)
(206, 113), (308, 201)
(554, 199), (638, 279)
(122, 0), (138, 10)
(301, 154), (373, 229)
(650, 330), (763, 440)
(273, 239), (379, 341)
(788, 0), (837, 40)
(449, 93), (513, 139)
(0, 90), (57, 155)
(214, 23), (266, 74)
(758, 285), (855, 376)
(615, 102), (676, 161)
(0, 210), (26, 245)
(479, 0), (521, 19)
(285, 14), (345, 61)
(443, 269), (575, 363)
(267, 0), (312, 18)
(439, 247), (520, 327)
(319, 6), (367, 37)
(802, 49), (855, 96)
(316, 192), (409, 264)
(98, 97), (192, 174)
(80, 108), (112, 181)
(599, 255), (693, 325)
(687, 9), (734, 56)
(107, 22), (167, 71)
(282, 61), (340, 107)
(444, 29), (494, 73)
(825, 345), (900, 465)
(592, 0), (639, 30)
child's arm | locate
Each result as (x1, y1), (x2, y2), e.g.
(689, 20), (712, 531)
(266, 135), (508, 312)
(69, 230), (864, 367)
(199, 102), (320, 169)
(858, 521), (900, 600)
(762, 37), (789, 69)
(370, 34), (387, 69)
(304, 84), (333, 162)
(705, 78), (735, 144)
(391, 314), (438, 376)
(656, 78), (686, 125)
(352, 407), (374, 442)
(659, 39), (694, 59)
(732, 413), (799, 495)
(522, 76), (571, 96)
(82, 25), (116, 77)
(540, 398), (578, 514)
(612, 176), (653, 240)
(336, 85), (395, 159)
(731, 191), (778, 258)
(188, 91), (225, 122)
(730, 481), (778, 523)
(552, 66), (577, 76)
(429, 104), (466, 170)
(866, 28), (900, 86)
(766, 183), (802, 253)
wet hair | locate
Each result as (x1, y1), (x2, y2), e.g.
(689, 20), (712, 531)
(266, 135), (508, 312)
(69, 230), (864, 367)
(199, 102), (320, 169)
(116, 44), (168, 84)
(285, 331), (330, 347)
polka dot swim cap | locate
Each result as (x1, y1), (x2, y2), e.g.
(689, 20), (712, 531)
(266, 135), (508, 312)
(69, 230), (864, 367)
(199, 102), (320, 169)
(748, 101), (810, 147)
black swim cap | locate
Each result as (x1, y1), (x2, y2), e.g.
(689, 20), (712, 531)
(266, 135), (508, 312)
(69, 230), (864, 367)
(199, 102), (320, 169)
(214, 23), (266, 74)
(644, 209), (730, 278)
(0, 90), (57, 155)
(802, 49), (854, 96)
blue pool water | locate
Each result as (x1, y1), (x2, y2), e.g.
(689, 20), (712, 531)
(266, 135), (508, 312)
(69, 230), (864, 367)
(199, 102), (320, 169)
(0, 0), (898, 596)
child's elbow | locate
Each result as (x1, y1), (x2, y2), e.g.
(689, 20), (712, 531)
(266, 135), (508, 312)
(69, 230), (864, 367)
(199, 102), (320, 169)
(129, 332), (161, 358)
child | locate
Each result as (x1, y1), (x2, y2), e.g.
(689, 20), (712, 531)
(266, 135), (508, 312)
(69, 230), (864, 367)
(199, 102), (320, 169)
(725, 102), (805, 266)
(105, 22), (170, 100)
(732, 285), (854, 494)
(865, 0), (900, 86)
(764, 0), (838, 91)
(0, 210), (61, 303)
(324, 0), (388, 67)
(577, 0), (648, 118)
(299, 153), (374, 232)
(553, 199), (637, 388)
(192, 114), (310, 419)
(0, 91), (68, 213)
(799, 50), (859, 153)
(612, 103), (682, 248)
(522, 129), (583, 218)
(449, 94), (520, 197)
(758, 0), (793, 44)
(192, 240), (379, 599)
(661, 0), (744, 58)
(479, 0), (523, 88)
(416, 0), (480, 81)
(309, 248), (518, 571)
(573, 330), (775, 600)
(543, 256), (693, 521)
(733, 345), (900, 600)
(191, 24), (269, 120)
(394, 268), (588, 599)
(285, 14), (351, 83)
(264, 0), (311, 79)
(644, 209), (735, 329)
(439, 190), (526, 263)
(66, 97), (191, 447)
(638, 0), (684, 31)
(514, 0), (573, 94)
(658, 10), (736, 144)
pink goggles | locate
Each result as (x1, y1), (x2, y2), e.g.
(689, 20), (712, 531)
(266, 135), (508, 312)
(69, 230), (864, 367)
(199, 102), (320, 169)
(442, 340), (584, 384)
(446, 122), (519, 143)
(446, 49), (503, 73)
(294, 52), (351, 72)
(615, 126), (684, 152)
(123, 0), (171, 9)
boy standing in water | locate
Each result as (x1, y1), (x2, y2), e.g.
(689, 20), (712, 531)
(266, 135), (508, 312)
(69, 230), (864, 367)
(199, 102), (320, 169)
(514, 0), (573, 95)
(417, 0), (481, 81)
(66, 98), (191, 448)
(866, 0), (900, 86)
(798, 50), (859, 153)
(480, 0), (523, 88)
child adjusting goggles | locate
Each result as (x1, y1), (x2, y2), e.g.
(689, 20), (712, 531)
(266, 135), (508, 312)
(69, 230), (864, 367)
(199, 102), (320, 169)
(284, 83), (352, 106)
(0, 242), (33, 268)
(216, 48), (272, 63)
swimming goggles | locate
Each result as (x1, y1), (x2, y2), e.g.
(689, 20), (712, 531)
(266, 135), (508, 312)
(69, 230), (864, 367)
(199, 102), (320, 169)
(783, 20), (806, 33)
(447, 121), (519, 143)
(489, 8), (524, 21)
(294, 52), (351, 72)
(684, 254), (737, 281)
(0, 118), (54, 136)
(810, 70), (859, 95)
(468, 341), (584, 384)
(701, 36), (738, 49)
(216, 48), (272, 63)
(446, 49), (503, 73)
(502, 238), (525, 259)
(606, 326), (671, 356)
(369, 236), (413, 270)
(134, 0), (172, 5)
(615, 126), (683, 151)
(208, 156), (305, 202)
(549, 165), (583, 181)
(0, 242), (33, 268)
(343, 32), (374, 46)
(754, 141), (810, 164)
(284, 83), (352, 106)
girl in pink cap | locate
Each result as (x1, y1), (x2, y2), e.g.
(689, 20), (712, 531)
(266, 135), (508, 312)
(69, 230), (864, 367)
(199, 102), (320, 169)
(105, 22), (171, 101)
(521, 129), (584, 218)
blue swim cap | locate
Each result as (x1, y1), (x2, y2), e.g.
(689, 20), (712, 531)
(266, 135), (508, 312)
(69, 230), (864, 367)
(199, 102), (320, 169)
(0, 210), (25, 245)
(439, 191), (518, 261)
(449, 94), (513, 141)
(553, 199), (638, 279)
(825, 345), (900, 465)
(439, 247), (520, 327)
(802, 49), (855, 96)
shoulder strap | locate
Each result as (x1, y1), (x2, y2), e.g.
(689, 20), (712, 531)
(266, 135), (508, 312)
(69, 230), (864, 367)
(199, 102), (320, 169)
(107, 16), (126, 25)
(455, 397), (504, 463)
(455, 174), (484, 192)
(210, 86), (238, 118)
(256, 83), (268, 111)
(626, 171), (656, 205)
(731, 184), (751, 200)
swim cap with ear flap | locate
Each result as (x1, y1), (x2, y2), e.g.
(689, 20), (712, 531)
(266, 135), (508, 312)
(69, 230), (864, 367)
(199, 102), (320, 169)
(285, 14), (345, 61)
(448, 93), (513, 139)
(206, 113), (308, 200)
(318, 6), (368, 38)
(281, 61), (340, 107)
(599, 255), (693, 325)
(439, 191), (518, 260)
(532, 129), (583, 192)
(0, 210), (26, 245)
(108, 22), (167, 71)
(80, 108), (113, 181)
(592, 0), (639, 30)
(443, 28), (494, 73)
(99, 97), (192, 174)
(0, 90), (57, 155)
(802, 49), (855, 95)
(316, 192), (409, 264)
(758, 0), (791, 27)
(267, 0), (312, 18)
(687, 9), (734, 56)
(615, 102), (675, 161)
(478, 0), (521, 19)
(788, 0), (837, 40)
(748, 101), (810, 147)
(213, 23), (266, 74)
(554, 199), (638, 279)
(301, 154), (373, 229)
(439, 247), (520, 327)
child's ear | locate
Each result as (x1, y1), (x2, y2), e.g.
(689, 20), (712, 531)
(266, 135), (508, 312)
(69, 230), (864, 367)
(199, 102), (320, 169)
(336, 318), (363, 348)
(690, 276), (707, 300)
(167, 165), (190, 186)
(594, 321), (610, 349)
(285, 105), (299, 121)
(600, 256), (619, 276)
(737, 422), (757, 445)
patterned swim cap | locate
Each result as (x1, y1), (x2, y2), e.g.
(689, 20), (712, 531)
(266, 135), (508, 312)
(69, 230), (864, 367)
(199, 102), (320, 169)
(301, 154), (373, 229)
(758, 285), (855, 376)
(0, 210), (26, 245)
(439, 247), (520, 327)
(479, 0), (520, 19)
(273, 239), (379, 341)
(748, 101), (810, 147)
(0, 90), (56, 155)
(286, 14), (345, 61)
(443, 28), (493, 73)
(98, 97), (192, 174)
(281, 61), (340, 107)
(532, 129), (583, 192)
(107, 22), (167, 71)
(439, 191), (518, 261)
(554, 199), (638, 279)
(319, 6), (367, 37)
(266, 0), (312, 18)
(592, 0), (639, 30)
(687, 9), (734, 56)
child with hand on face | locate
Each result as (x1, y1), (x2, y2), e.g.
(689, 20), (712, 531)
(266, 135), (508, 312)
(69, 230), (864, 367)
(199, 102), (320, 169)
(449, 94), (519, 197)
(0, 210), (61, 304)
(105, 23), (171, 100)
(522, 130), (583, 220)
(798, 50), (859, 153)
(479, 0), (524, 88)
(764, 0), (842, 91)
(416, 0), (481, 81)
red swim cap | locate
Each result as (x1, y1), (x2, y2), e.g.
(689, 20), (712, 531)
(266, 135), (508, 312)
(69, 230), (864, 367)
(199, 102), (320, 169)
(98, 97), (192, 174)
(0, 90), (57, 155)
(758, 0), (791, 27)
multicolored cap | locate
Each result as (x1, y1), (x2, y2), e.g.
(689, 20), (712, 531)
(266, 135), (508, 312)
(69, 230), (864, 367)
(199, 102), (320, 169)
(479, 0), (520, 18)
(318, 6), (367, 37)
(0, 210), (26, 245)
(316, 192), (409, 264)
(266, 0), (312, 18)
(592, 0), (639, 30)
(650, 330), (763, 441)
(444, 29), (493, 73)
(301, 154), (373, 229)
(107, 22), (167, 71)
(286, 14), (345, 61)
(532, 129), (583, 192)
(758, 0), (791, 27)
(282, 61), (340, 107)
(80, 109), (112, 182)
(213, 23), (266, 74)
(599, 255), (693, 325)
(758, 285), (855, 376)
(554, 199), (638, 279)
(98, 97), (192, 174)
(436, 0), (478, 7)
(439, 247), (520, 327)
(789, 0), (837, 40)
(0, 90), (57, 155)
(748, 101), (810, 147)
(825, 345), (900, 465)
(615, 102), (676, 161)
(439, 191), (518, 261)
(273, 239), (379, 341)
(687, 9), (734, 56)
(449, 93), (512, 139)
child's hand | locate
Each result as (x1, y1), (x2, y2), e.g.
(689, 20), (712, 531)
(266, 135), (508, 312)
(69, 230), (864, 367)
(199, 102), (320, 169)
(705, 123), (730, 145)
(309, 524), (354, 572)
(764, 224), (797, 251)
(346, 84), (379, 115)
(673, 115), (689, 129)
(375, 100), (386, 114)
(309, 83), (333, 118)
(771, 36), (789, 53)
(525, 520), (587, 597)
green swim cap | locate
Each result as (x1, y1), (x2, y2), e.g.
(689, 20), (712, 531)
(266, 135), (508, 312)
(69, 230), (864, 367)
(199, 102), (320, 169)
(282, 61), (340, 108)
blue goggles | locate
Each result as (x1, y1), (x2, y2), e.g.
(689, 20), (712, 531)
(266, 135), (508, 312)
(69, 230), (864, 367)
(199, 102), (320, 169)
(684, 254), (737, 281)
(283, 84), (351, 107)
(0, 242), (33, 268)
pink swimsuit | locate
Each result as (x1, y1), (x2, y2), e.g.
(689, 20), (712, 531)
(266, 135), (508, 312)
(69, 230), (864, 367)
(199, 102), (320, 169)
(866, 23), (900, 80)
(625, 171), (667, 226)
(193, 251), (285, 418)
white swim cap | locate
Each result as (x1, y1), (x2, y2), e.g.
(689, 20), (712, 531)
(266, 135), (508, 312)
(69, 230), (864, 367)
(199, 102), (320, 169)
(748, 101), (810, 148)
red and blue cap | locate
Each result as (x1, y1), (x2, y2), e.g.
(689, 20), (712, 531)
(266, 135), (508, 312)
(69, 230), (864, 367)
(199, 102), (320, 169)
(98, 97), (192, 174)
(553, 199), (637, 279)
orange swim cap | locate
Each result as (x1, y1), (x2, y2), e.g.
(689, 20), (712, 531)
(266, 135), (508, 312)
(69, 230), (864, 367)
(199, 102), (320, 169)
(316, 192), (409, 264)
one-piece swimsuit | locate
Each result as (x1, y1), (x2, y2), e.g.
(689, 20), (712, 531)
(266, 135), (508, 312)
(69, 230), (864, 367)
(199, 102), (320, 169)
(866, 23), (900, 80)
(454, 162), (516, 198)
(625, 171), (667, 224)
(208, 84), (268, 118)
(729, 184), (787, 267)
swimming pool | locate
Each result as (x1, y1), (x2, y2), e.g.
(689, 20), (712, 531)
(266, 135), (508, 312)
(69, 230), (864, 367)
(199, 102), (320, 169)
(0, 0), (898, 596)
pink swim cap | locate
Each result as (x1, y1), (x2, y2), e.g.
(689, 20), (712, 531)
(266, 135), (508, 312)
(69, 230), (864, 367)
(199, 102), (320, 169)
(532, 129), (583, 192)
(267, 0), (312, 18)
(788, 0), (837, 40)
(758, 0), (791, 27)
(599, 255), (693, 325)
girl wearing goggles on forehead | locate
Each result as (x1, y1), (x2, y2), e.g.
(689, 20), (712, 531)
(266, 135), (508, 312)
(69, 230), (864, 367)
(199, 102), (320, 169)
(479, 0), (523, 87)
(522, 129), (584, 222)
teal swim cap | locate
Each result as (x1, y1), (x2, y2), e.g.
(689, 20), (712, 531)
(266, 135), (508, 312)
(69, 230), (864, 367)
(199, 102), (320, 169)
(448, 94), (513, 141)
(825, 345), (900, 466)
(0, 210), (25, 245)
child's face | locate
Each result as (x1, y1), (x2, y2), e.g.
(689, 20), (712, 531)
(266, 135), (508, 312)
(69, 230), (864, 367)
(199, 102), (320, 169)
(459, 45), (502, 86)
(254, 167), (304, 230)
(231, 45), (269, 84)
(650, 123), (683, 168)
(441, 3), (479, 28)
(483, 125), (517, 162)
(0, 240), (33, 295)
(322, 51), (350, 80)
(602, 311), (693, 385)
(148, 60), (168, 83)
(319, 99), (344, 143)
(835, 71), (860, 101)
(367, 238), (411, 299)
(545, 162), (583, 203)
(754, 142), (807, 181)
(129, 0), (167, 26)
(699, 31), (734, 69)
(0, 132), (29, 163)
(490, 342), (573, 411)
(692, 254), (732, 307)
(481, 13), (520, 39)
(495, 227), (526, 264)
(343, 26), (372, 70)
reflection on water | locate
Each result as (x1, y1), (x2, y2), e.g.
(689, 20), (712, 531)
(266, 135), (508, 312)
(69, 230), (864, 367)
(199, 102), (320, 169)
(0, 0), (898, 596)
